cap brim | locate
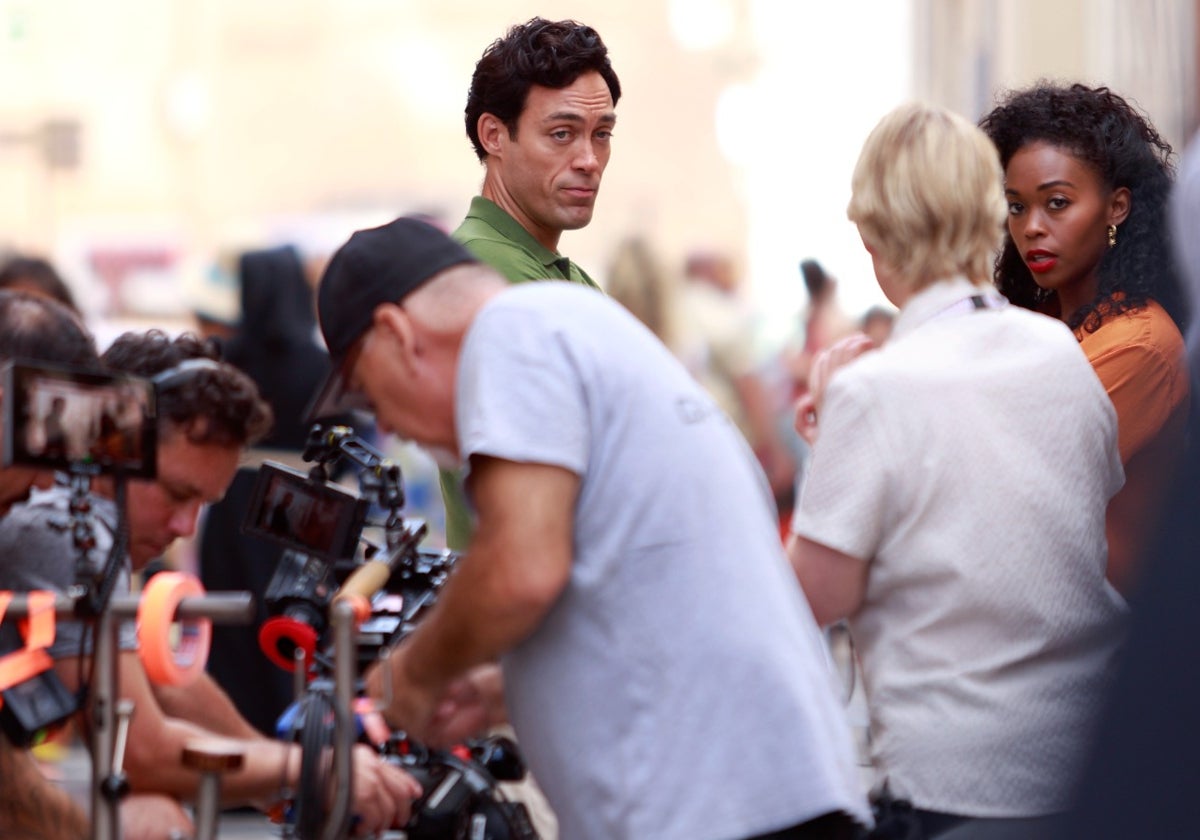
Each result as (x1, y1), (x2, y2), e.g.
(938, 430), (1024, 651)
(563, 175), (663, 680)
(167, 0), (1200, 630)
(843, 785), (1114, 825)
(304, 361), (373, 426)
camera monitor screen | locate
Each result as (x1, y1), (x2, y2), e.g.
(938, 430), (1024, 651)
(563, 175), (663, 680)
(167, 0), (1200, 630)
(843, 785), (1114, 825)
(243, 462), (368, 561)
(2, 360), (156, 478)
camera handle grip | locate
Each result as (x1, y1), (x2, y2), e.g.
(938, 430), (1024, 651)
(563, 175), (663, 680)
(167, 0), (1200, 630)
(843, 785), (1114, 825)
(333, 524), (426, 619)
(333, 559), (393, 620)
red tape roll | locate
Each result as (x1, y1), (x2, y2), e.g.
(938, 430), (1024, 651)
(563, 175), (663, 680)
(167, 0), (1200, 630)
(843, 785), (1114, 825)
(258, 616), (317, 674)
(137, 572), (212, 686)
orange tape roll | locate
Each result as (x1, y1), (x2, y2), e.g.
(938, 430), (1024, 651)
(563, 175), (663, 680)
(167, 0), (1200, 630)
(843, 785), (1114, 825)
(0, 591), (56, 694)
(137, 572), (212, 687)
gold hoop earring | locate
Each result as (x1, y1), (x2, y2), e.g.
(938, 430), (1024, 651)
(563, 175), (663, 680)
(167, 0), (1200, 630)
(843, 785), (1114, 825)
(1107, 224), (1117, 248)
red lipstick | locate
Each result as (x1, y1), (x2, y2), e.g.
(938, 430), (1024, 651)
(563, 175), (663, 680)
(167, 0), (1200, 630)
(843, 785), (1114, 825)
(1025, 249), (1058, 274)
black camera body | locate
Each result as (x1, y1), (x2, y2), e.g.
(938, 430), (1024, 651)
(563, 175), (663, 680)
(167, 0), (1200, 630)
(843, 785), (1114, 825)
(389, 735), (538, 840)
(257, 550), (338, 671)
(256, 544), (458, 674)
(0, 622), (78, 748)
(243, 457), (373, 671)
(262, 551), (337, 625)
(0, 359), (159, 746)
(0, 670), (78, 748)
(248, 425), (540, 840)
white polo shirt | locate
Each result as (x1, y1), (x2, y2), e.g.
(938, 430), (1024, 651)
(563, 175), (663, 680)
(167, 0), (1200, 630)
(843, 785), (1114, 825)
(794, 277), (1126, 817)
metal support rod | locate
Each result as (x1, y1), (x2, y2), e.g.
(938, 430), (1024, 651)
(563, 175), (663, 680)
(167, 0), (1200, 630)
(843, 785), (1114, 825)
(322, 599), (357, 840)
(114, 592), (255, 622)
(0, 591), (254, 623)
(3, 590), (254, 840)
(91, 607), (120, 840)
(193, 771), (220, 840)
(293, 645), (307, 701)
(111, 700), (134, 778)
(182, 740), (245, 840)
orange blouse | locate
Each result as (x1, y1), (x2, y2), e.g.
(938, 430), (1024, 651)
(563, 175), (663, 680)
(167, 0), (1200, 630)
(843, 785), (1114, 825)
(1076, 300), (1189, 464)
(1076, 299), (1189, 595)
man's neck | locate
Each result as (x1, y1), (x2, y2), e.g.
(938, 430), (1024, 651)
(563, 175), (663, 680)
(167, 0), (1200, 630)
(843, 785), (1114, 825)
(479, 180), (562, 253)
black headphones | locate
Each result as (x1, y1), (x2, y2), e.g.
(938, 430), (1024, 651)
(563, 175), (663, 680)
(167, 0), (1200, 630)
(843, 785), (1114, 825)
(150, 358), (222, 390)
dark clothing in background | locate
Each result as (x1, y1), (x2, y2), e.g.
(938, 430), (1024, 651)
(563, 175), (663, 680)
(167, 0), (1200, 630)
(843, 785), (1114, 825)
(199, 244), (329, 736)
(1057, 391), (1200, 838)
(199, 473), (295, 735)
(222, 245), (331, 450)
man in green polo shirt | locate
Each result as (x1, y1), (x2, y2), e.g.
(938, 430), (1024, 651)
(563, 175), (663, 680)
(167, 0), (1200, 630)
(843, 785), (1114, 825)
(442, 17), (622, 549)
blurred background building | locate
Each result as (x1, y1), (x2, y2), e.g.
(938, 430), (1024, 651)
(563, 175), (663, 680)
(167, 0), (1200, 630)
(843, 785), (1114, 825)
(1, 0), (1194, 341)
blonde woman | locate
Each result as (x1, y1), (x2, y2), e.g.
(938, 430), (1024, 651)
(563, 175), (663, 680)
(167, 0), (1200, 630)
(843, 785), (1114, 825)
(788, 103), (1127, 838)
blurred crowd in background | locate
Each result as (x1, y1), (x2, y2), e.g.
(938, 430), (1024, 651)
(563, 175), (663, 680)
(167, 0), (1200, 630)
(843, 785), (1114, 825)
(2, 3), (1199, 837)
(0, 232), (895, 546)
(1, 0), (1193, 550)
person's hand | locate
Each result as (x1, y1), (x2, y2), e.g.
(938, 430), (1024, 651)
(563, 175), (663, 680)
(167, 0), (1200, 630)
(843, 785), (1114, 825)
(348, 743), (423, 835)
(425, 664), (507, 746)
(797, 333), (878, 443)
(119, 793), (194, 840)
(793, 391), (820, 447)
(809, 333), (876, 409)
(363, 648), (440, 741)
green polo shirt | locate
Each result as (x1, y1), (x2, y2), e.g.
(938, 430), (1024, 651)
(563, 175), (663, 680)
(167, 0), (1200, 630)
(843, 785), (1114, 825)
(438, 196), (601, 549)
(452, 196), (602, 289)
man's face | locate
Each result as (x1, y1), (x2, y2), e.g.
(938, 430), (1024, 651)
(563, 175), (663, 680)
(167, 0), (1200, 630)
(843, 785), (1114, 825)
(346, 310), (456, 456)
(491, 70), (616, 248)
(124, 429), (241, 569)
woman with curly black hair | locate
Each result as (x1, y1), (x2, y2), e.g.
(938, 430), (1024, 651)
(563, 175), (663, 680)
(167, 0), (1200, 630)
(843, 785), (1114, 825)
(980, 82), (1190, 597)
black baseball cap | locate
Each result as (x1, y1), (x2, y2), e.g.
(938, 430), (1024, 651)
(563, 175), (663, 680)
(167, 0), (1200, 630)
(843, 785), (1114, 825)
(307, 215), (479, 421)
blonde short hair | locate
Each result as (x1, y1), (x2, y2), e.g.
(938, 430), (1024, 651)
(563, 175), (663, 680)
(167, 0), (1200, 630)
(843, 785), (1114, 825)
(847, 102), (1006, 291)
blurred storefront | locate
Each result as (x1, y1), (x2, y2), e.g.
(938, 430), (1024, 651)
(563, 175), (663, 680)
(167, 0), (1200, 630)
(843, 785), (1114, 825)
(913, 0), (1197, 146)
(0, 1), (1195, 332)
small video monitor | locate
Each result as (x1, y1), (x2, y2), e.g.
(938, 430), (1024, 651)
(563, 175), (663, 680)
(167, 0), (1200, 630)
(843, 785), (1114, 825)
(242, 462), (369, 561)
(1, 360), (156, 478)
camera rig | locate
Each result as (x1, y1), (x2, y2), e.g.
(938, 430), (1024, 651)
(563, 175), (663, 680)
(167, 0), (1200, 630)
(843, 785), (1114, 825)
(248, 424), (539, 840)
(0, 359), (255, 840)
(0, 359), (146, 795)
(248, 424), (434, 674)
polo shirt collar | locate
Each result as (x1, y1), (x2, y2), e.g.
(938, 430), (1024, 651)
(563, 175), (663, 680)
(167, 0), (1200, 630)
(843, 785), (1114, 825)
(466, 196), (570, 274)
(892, 277), (1002, 340)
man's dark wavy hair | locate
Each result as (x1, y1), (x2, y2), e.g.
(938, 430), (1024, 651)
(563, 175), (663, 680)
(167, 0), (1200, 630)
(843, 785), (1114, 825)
(979, 81), (1187, 334)
(0, 290), (97, 368)
(0, 256), (80, 314)
(101, 330), (272, 448)
(465, 17), (621, 162)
